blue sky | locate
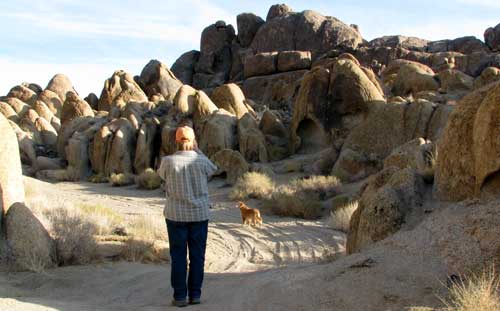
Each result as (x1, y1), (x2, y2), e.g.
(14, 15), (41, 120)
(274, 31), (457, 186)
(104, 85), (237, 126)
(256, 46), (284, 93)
(0, 0), (498, 96)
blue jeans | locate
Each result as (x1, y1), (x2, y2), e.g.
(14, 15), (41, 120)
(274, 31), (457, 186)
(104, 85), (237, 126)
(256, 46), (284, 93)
(166, 219), (208, 301)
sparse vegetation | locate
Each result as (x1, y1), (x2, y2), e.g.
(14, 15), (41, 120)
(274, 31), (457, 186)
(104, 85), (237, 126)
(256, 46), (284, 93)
(328, 200), (359, 233)
(88, 173), (108, 183)
(229, 172), (275, 200)
(121, 215), (168, 263)
(109, 173), (135, 187)
(135, 168), (162, 190)
(421, 145), (437, 184)
(291, 175), (341, 200)
(77, 203), (123, 235)
(443, 268), (500, 311)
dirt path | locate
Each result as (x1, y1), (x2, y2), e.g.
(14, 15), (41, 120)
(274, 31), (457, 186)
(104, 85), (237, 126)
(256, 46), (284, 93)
(0, 176), (346, 310)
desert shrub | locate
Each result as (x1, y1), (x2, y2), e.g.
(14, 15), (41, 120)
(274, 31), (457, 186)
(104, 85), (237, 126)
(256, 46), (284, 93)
(121, 215), (168, 262)
(44, 208), (99, 265)
(77, 204), (123, 235)
(328, 200), (359, 233)
(443, 268), (500, 311)
(263, 185), (323, 220)
(291, 175), (341, 200)
(421, 147), (438, 184)
(229, 172), (275, 200)
(88, 174), (108, 183)
(135, 168), (162, 190)
(127, 215), (167, 241)
(109, 173), (135, 187)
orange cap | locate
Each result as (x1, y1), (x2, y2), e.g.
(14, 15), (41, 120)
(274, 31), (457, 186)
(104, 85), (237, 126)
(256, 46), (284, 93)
(175, 126), (195, 143)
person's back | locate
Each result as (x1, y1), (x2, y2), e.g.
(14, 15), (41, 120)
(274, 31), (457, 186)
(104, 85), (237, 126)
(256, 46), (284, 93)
(157, 126), (217, 307)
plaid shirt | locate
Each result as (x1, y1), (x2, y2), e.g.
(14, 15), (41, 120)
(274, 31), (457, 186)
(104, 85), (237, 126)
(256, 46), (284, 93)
(158, 150), (217, 222)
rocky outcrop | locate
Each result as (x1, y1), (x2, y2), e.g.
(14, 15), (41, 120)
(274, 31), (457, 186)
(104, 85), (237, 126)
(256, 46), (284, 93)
(0, 101), (19, 123)
(57, 117), (98, 160)
(199, 109), (237, 157)
(134, 118), (160, 174)
(436, 82), (500, 200)
(84, 93), (99, 110)
(139, 60), (182, 101)
(277, 51), (311, 72)
(45, 73), (77, 103)
(210, 149), (249, 184)
(98, 70), (148, 112)
(266, 3), (293, 21)
(427, 36), (488, 54)
(437, 69), (473, 94)
(367, 35), (429, 52)
(390, 60), (439, 96)
(38, 89), (63, 117)
(347, 167), (424, 254)
(244, 52), (278, 78)
(171, 50), (200, 85)
(290, 57), (385, 154)
(260, 110), (289, 161)
(484, 23), (500, 52)
(3, 97), (30, 119)
(7, 85), (37, 106)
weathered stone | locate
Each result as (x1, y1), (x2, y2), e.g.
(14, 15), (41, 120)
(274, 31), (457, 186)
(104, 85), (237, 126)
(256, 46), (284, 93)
(134, 118), (160, 174)
(485, 23), (500, 51)
(277, 51), (311, 72)
(391, 60), (439, 96)
(238, 113), (268, 162)
(57, 117), (99, 160)
(0, 101), (19, 123)
(266, 3), (293, 21)
(199, 109), (237, 157)
(210, 83), (254, 118)
(84, 93), (99, 110)
(34, 117), (58, 148)
(98, 70), (148, 112)
(244, 52), (278, 78)
(38, 89), (63, 117)
(5, 203), (56, 271)
(139, 60), (183, 101)
(210, 149), (249, 184)
(33, 100), (55, 123)
(237, 13), (265, 48)
(60, 92), (95, 125)
(171, 50), (200, 85)
(3, 97), (30, 119)
(368, 35), (429, 51)
(7, 85), (37, 106)
(473, 66), (500, 89)
(347, 167), (424, 254)
(438, 69), (473, 93)
(45, 73), (77, 103)
(427, 36), (488, 54)
(22, 82), (43, 95)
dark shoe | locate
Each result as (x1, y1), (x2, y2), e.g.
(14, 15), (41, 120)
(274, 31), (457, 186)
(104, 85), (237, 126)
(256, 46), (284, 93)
(189, 297), (201, 305)
(171, 299), (188, 307)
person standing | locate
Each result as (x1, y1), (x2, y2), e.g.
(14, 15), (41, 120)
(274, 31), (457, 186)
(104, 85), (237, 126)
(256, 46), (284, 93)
(157, 126), (217, 307)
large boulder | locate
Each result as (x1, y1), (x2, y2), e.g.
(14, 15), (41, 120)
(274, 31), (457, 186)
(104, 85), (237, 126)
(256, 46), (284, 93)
(0, 114), (25, 224)
(391, 60), (439, 96)
(84, 93), (99, 110)
(347, 167), (424, 254)
(437, 69), (473, 94)
(473, 67), (500, 89)
(238, 113), (268, 163)
(0, 101), (19, 123)
(266, 3), (293, 21)
(237, 13), (265, 48)
(3, 97), (30, 119)
(139, 59), (183, 101)
(45, 73), (77, 103)
(210, 83), (254, 118)
(484, 23), (500, 52)
(171, 50), (200, 85)
(5, 203), (56, 271)
(7, 85), (37, 106)
(252, 9), (363, 58)
(60, 92), (95, 125)
(57, 117), (97, 160)
(199, 109), (237, 157)
(210, 149), (249, 184)
(436, 82), (500, 200)
(98, 70), (148, 112)
(8, 121), (37, 167)
(34, 100), (56, 123)
(34, 117), (58, 148)
(427, 36), (488, 54)
(173, 86), (218, 134)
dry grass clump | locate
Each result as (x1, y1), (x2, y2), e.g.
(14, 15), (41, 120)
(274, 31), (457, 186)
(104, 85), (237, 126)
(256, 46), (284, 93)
(421, 147), (438, 184)
(263, 185), (324, 220)
(329, 200), (359, 233)
(121, 215), (168, 262)
(229, 172), (275, 200)
(44, 207), (99, 265)
(88, 173), (108, 183)
(262, 175), (342, 220)
(77, 203), (123, 235)
(443, 268), (500, 311)
(135, 168), (162, 190)
(109, 173), (135, 187)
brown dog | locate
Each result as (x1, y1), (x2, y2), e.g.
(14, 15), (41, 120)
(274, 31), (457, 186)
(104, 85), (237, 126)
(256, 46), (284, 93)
(238, 201), (263, 227)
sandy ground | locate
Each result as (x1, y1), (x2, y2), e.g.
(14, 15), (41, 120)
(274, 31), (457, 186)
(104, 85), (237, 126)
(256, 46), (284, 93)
(0, 175), (349, 310)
